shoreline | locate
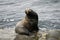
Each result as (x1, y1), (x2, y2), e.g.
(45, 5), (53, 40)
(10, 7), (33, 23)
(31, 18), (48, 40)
(0, 27), (60, 40)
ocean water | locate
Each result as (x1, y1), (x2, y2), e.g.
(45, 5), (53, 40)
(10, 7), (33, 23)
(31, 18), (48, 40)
(0, 0), (60, 40)
(0, 0), (60, 29)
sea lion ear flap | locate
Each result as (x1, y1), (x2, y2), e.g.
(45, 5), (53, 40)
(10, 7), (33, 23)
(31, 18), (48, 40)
(25, 8), (32, 14)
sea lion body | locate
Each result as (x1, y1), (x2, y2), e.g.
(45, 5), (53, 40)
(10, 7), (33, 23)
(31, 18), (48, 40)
(15, 8), (39, 36)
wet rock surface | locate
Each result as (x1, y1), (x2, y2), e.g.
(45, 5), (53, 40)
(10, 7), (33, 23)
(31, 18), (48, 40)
(0, 28), (60, 40)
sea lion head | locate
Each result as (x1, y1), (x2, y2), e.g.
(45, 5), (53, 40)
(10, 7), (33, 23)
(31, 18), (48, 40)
(25, 8), (38, 19)
(25, 8), (32, 14)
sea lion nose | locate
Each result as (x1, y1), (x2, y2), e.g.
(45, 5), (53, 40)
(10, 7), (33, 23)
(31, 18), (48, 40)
(25, 8), (31, 14)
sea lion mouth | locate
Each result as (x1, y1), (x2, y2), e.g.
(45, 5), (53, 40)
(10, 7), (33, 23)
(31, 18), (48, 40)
(25, 8), (32, 15)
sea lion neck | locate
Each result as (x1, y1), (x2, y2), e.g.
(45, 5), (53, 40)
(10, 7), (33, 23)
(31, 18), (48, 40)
(25, 15), (38, 20)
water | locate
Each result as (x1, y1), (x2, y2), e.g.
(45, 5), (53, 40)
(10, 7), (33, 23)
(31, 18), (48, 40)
(0, 0), (60, 29)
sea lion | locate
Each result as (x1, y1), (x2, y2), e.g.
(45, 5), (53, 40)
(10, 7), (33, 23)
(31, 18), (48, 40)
(15, 8), (39, 36)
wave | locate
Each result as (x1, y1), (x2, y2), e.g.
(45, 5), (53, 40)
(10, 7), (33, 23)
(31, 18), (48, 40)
(0, 2), (15, 5)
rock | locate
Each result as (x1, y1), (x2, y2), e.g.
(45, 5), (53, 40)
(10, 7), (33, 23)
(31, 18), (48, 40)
(46, 29), (60, 40)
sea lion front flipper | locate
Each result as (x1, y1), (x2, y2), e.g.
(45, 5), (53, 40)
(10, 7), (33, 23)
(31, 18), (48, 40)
(15, 26), (30, 35)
